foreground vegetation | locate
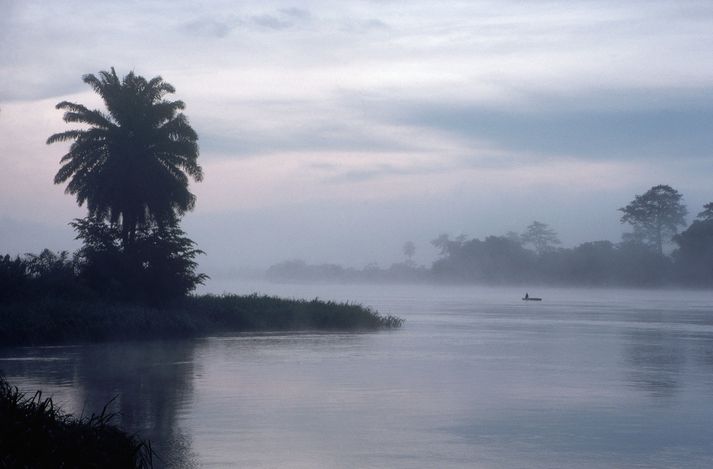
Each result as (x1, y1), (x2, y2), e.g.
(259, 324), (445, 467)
(0, 294), (403, 346)
(0, 247), (403, 347)
(0, 377), (153, 468)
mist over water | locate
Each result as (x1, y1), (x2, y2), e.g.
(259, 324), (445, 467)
(3, 284), (713, 468)
(3, 2), (713, 467)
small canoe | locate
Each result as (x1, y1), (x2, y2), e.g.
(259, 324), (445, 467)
(522, 297), (542, 301)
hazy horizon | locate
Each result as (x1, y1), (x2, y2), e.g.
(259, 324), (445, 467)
(2, 0), (713, 275)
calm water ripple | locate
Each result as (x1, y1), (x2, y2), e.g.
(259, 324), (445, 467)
(1, 284), (712, 468)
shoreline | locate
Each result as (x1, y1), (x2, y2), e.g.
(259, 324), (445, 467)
(0, 293), (403, 347)
(0, 376), (154, 468)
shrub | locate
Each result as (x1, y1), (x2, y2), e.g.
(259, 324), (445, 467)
(0, 376), (153, 468)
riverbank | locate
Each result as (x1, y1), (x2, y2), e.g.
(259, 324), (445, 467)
(0, 294), (403, 346)
(0, 376), (153, 468)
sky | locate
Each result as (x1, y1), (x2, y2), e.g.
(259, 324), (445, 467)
(1, 0), (713, 274)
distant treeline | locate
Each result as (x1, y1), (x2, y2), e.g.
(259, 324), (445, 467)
(267, 233), (710, 287)
(429, 235), (686, 286)
(268, 185), (713, 287)
(267, 259), (431, 284)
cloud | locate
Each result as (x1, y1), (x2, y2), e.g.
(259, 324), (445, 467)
(181, 17), (239, 38)
(319, 163), (438, 183)
(176, 7), (313, 43)
(279, 7), (310, 21)
(374, 88), (713, 162)
(339, 17), (390, 33)
(199, 122), (420, 158)
(250, 7), (311, 30)
(0, 71), (87, 102)
(250, 14), (293, 30)
(3, 0), (713, 267)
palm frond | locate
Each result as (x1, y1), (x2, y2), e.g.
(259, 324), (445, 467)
(47, 130), (84, 145)
(50, 67), (202, 237)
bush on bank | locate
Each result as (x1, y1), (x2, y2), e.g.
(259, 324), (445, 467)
(0, 376), (153, 468)
(0, 294), (403, 346)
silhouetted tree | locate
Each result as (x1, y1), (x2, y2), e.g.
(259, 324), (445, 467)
(47, 68), (203, 248)
(72, 217), (207, 302)
(431, 234), (467, 257)
(0, 250), (88, 301)
(431, 235), (534, 283)
(673, 217), (713, 285)
(135, 223), (208, 301)
(25, 249), (74, 278)
(505, 231), (522, 245)
(556, 241), (618, 285)
(521, 221), (560, 255)
(619, 185), (687, 256)
(615, 239), (671, 285)
(697, 202), (713, 222)
(402, 241), (416, 264)
(0, 255), (28, 301)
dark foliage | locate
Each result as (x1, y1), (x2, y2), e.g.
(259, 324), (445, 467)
(673, 219), (713, 285)
(0, 218), (207, 304)
(47, 68), (202, 248)
(268, 204), (713, 287)
(521, 221), (561, 255)
(429, 234), (675, 286)
(0, 220), (206, 305)
(72, 217), (207, 303)
(184, 294), (403, 331)
(39, 67), (206, 305)
(0, 295), (402, 346)
(0, 250), (91, 302)
(698, 203), (713, 222)
(0, 376), (153, 468)
(619, 184), (687, 256)
(423, 191), (711, 287)
(431, 235), (535, 283)
(0, 254), (29, 302)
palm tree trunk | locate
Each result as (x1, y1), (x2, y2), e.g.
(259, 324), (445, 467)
(121, 212), (136, 249)
(121, 223), (130, 249)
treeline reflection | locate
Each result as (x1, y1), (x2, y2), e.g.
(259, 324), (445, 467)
(0, 341), (199, 469)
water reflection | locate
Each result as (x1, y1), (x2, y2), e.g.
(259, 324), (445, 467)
(2, 287), (713, 468)
(0, 341), (198, 469)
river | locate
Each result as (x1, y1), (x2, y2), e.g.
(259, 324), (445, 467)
(2, 284), (713, 468)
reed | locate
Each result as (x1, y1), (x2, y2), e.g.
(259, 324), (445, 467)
(0, 294), (403, 346)
(0, 376), (153, 468)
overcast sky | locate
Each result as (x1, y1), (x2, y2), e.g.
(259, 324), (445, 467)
(2, 0), (713, 274)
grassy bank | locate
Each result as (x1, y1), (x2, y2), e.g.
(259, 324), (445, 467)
(0, 294), (403, 346)
(0, 376), (153, 468)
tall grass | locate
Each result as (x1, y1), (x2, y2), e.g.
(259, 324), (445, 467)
(185, 294), (403, 331)
(0, 294), (403, 346)
(0, 376), (153, 468)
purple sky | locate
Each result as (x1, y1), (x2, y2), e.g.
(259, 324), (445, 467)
(2, 0), (712, 274)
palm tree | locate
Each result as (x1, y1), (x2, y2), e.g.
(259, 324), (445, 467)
(47, 68), (202, 247)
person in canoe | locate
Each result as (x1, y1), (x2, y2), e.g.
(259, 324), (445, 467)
(525, 292), (529, 300)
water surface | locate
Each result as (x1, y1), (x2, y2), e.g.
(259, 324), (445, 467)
(2, 285), (713, 468)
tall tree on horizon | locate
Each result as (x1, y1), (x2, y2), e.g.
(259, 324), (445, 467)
(619, 184), (687, 256)
(697, 202), (713, 222)
(521, 221), (561, 255)
(47, 67), (203, 247)
(402, 241), (416, 264)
